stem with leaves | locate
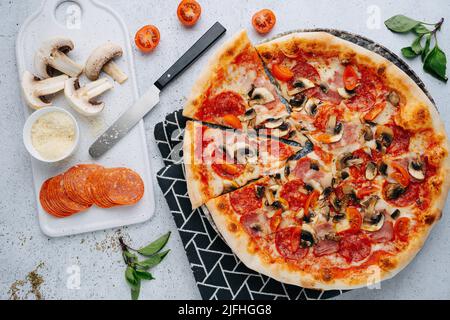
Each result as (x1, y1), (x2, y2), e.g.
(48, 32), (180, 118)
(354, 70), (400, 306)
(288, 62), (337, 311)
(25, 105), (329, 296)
(119, 232), (171, 300)
(385, 15), (447, 82)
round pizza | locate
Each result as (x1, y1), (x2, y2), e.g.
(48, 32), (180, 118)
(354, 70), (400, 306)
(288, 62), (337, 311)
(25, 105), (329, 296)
(182, 30), (450, 289)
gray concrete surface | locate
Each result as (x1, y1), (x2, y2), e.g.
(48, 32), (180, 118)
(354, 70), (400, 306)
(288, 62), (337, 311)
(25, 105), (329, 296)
(1, 0), (449, 300)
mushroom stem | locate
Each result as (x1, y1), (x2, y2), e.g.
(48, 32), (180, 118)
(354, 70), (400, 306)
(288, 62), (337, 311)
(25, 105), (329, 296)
(82, 78), (114, 100)
(33, 75), (68, 96)
(103, 61), (128, 84)
(48, 51), (83, 78)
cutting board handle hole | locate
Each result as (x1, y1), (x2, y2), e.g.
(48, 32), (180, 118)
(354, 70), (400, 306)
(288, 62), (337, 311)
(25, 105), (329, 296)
(54, 1), (83, 30)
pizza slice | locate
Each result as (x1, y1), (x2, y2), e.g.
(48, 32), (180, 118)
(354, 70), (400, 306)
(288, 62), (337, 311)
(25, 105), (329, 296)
(183, 30), (295, 139)
(184, 121), (300, 209)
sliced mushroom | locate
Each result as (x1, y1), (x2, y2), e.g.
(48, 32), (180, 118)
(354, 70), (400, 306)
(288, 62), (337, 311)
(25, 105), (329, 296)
(365, 162), (378, 180)
(361, 211), (385, 232)
(337, 87), (355, 99)
(239, 108), (257, 122)
(300, 224), (316, 247)
(378, 161), (388, 176)
(384, 183), (406, 200)
(85, 42), (128, 84)
(289, 94), (306, 111)
(319, 83), (329, 94)
(264, 118), (284, 129)
(329, 192), (342, 212)
(326, 115), (337, 134)
(269, 122), (291, 138)
(387, 90), (400, 107)
(256, 185), (265, 199)
(250, 87), (275, 105)
(304, 98), (320, 116)
(362, 125), (374, 141)
(34, 37), (83, 79)
(21, 71), (68, 109)
(408, 158), (425, 180)
(64, 78), (113, 116)
(288, 77), (315, 96)
(375, 125), (394, 149)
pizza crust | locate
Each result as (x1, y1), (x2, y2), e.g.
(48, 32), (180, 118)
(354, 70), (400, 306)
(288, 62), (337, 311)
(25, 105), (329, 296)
(183, 121), (205, 209)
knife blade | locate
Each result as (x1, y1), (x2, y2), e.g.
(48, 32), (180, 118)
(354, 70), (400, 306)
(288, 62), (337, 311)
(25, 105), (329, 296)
(89, 22), (226, 158)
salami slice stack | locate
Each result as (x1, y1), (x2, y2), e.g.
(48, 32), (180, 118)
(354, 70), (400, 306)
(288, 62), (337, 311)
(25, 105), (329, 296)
(39, 164), (145, 218)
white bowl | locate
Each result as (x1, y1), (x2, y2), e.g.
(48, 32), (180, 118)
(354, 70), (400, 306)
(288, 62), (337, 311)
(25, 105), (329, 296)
(23, 107), (80, 163)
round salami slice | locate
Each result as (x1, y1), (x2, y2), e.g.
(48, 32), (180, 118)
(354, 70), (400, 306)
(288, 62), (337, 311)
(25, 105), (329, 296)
(275, 227), (308, 260)
(87, 167), (116, 208)
(229, 184), (262, 215)
(101, 168), (145, 206)
(48, 175), (89, 216)
(338, 232), (372, 263)
(63, 164), (102, 206)
(39, 178), (64, 218)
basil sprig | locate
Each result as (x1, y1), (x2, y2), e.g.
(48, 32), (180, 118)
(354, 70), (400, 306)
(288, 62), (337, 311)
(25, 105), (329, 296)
(119, 232), (171, 300)
(385, 15), (447, 82)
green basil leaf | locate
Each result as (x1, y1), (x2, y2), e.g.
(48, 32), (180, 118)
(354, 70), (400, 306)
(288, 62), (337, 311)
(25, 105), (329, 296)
(421, 34), (432, 62)
(125, 266), (139, 291)
(137, 232), (171, 256)
(136, 250), (170, 270)
(131, 280), (141, 300)
(123, 250), (138, 264)
(385, 15), (420, 33)
(411, 36), (423, 54)
(414, 24), (430, 34)
(401, 47), (418, 58)
(135, 270), (155, 281)
(424, 45), (448, 81)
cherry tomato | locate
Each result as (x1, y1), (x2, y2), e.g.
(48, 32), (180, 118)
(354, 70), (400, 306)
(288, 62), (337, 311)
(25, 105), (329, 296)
(177, 0), (202, 27)
(343, 65), (359, 91)
(252, 9), (276, 34)
(394, 217), (410, 242)
(223, 114), (242, 129)
(135, 25), (160, 53)
(390, 162), (410, 187)
(304, 191), (320, 217)
(272, 64), (294, 81)
(346, 207), (363, 234)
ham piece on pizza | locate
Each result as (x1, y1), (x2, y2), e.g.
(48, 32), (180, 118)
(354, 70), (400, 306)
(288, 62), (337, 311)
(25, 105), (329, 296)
(183, 30), (450, 289)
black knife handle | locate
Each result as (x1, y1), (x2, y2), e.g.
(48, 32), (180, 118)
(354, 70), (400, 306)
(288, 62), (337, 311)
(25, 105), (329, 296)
(154, 22), (226, 90)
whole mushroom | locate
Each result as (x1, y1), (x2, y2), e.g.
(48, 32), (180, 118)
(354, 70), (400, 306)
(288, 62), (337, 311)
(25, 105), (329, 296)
(64, 77), (113, 116)
(84, 42), (128, 84)
(21, 71), (68, 109)
(34, 37), (83, 79)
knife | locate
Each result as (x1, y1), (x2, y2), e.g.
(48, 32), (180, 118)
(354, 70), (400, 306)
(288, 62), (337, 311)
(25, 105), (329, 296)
(89, 22), (226, 158)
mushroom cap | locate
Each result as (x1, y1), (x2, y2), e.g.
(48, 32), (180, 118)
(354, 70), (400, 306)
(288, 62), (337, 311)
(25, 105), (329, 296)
(64, 78), (104, 116)
(34, 37), (75, 79)
(21, 71), (50, 109)
(84, 42), (123, 81)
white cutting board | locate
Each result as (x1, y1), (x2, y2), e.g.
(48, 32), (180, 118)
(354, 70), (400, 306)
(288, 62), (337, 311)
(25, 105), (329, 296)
(16, 0), (155, 237)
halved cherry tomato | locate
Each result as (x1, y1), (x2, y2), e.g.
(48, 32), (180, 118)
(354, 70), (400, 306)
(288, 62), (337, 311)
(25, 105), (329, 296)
(364, 102), (386, 121)
(135, 25), (160, 53)
(390, 162), (410, 187)
(356, 186), (379, 199)
(346, 207), (363, 234)
(394, 217), (410, 242)
(304, 190), (319, 217)
(177, 0), (202, 27)
(270, 209), (282, 231)
(252, 9), (276, 34)
(272, 64), (294, 81)
(343, 65), (359, 91)
(223, 114), (242, 129)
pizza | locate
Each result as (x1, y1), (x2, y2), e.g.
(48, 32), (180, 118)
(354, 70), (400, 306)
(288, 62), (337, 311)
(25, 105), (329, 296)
(183, 30), (450, 289)
(184, 121), (300, 208)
